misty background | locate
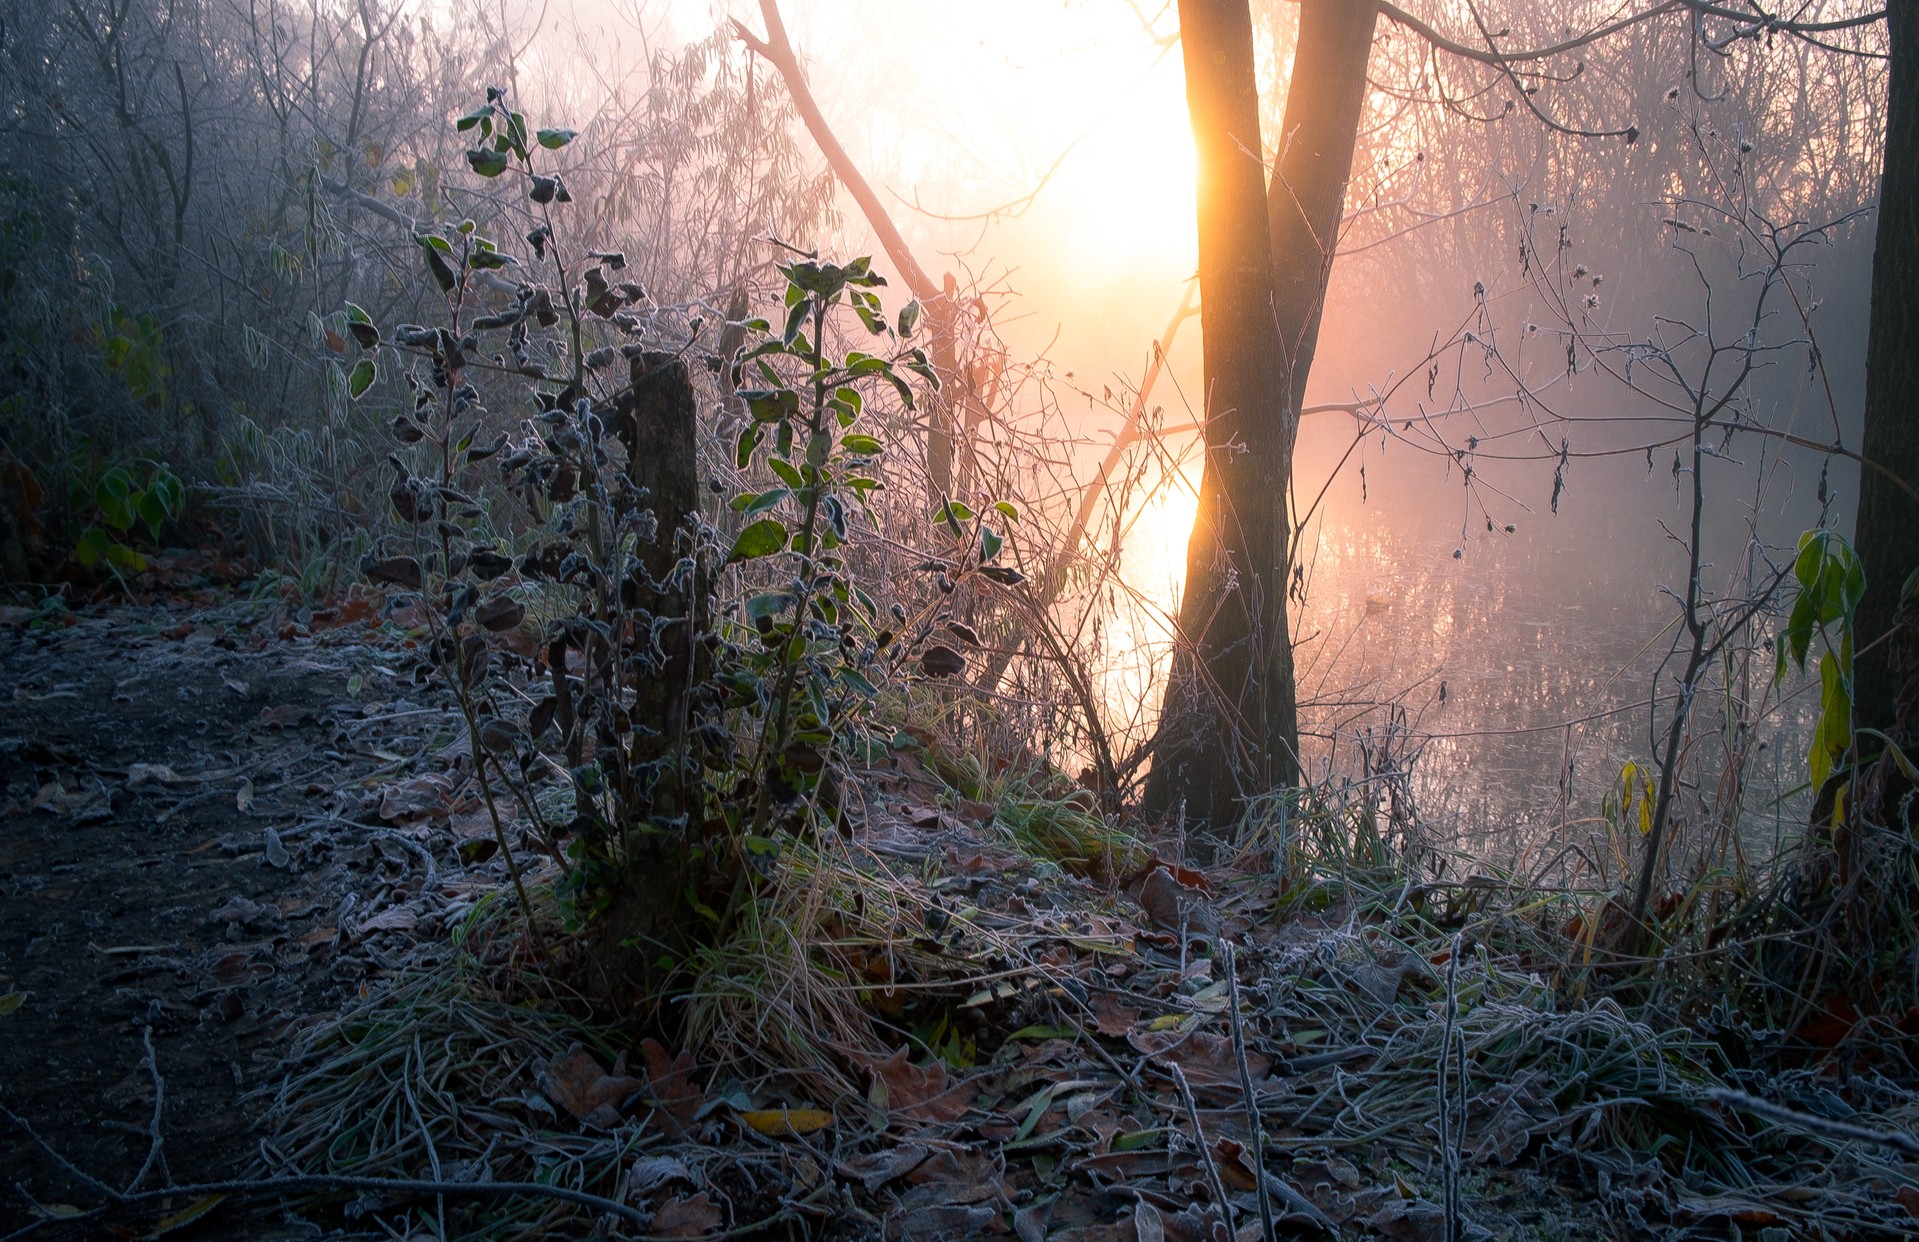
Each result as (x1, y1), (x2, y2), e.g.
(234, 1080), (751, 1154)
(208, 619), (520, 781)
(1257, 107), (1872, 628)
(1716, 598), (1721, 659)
(0, 0), (1885, 863)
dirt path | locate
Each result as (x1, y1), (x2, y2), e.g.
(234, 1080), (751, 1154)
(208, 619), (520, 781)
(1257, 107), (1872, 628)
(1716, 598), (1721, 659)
(0, 596), (441, 1230)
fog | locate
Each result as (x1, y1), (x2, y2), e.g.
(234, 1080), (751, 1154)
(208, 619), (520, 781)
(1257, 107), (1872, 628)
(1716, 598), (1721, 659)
(5, 0), (1884, 856)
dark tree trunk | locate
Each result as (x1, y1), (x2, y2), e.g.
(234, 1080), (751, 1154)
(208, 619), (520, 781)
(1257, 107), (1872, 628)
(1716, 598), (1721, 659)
(1854, 3), (1919, 735)
(593, 353), (706, 1010)
(1267, 0), (1380, 421)
(1146, 0), (1296, 826)
(1145, 0), (1376, 827)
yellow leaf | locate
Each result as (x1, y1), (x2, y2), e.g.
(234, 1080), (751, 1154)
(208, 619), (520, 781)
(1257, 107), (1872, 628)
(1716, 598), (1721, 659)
(0, 991), (22, 1018)
(1638, 786), (1652, 836)
(738, 1108), (833, 1138)
(1146, 1012), (1191, 1032)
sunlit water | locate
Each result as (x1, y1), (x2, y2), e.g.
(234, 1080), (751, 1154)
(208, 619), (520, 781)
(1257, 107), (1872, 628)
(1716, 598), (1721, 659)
(1096, 424), (1823, 870)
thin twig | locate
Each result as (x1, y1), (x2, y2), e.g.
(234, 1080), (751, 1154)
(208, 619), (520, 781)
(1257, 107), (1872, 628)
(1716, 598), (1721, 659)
(123, 1024), (167, 1194)
(0, 1105), (119, 1199)
(1707, 1087), (1919, 1158)
(1439, 933), (1465, 1242)
(0, 1172), (650, 1241)
(1223, 942), (1274, 1241)
(1167, 1062), (1233, 1237)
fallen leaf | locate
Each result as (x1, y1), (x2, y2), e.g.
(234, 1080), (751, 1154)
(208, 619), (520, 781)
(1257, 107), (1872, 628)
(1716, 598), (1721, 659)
(838, 1146), (932, 1192)
(538, 1044), (643, 1129)
(641, 1039), (706, 1137)
(885, 1203), (996, 1241)
(378, 773), (454, 823)
(1134, 865), (1215, 932)
(1128, 1029), (1270, 1101)
(738, 1107), (833, 1138)
(859, 1046), (980, 1124)
(652, 1191), (723, 1239)
(32, 781), (112, 822)
(235, 779), (254, 813)
(125, 763), (184, 789)
(208, 895), (280, 930)
(1089, 993), (1141, 1038)
(255, 704), (309, 729)
(357, 905), (418, 934)
(628, 1154), (695, 1201)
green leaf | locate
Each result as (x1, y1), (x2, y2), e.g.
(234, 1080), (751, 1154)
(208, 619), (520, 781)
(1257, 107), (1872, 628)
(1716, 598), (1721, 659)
(768, 458), (804, 490)
(742, 388), (800, 424)
(841, 433), (883, 456)
(993, 500), (1021, 524)
(418, 237), (458, 292)
(104, 541), (147, 574)
(747, 592), (790, 622)
(455, 105), (492, 132)
(75, 526), (109, 566)
(348, 359), (377, 399)
(536, 127), (578, 149)
(95, 469), (134, 531)
(466, 148), (510, 177)
(735, 425), (760, 469)
(731, 487), (790, 516)
(136, 490), (168, 540)
(980, 527), (1003, 562)
(731, 518), (789, 562)
(0, 991), (22, 1017)
(978, 565), (1026, 586)
(897, 300), (920, 337)
(935, 500), (974, 537)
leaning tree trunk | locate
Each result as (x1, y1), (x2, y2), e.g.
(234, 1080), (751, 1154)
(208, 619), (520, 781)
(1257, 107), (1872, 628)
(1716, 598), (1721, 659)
(1853, 2), (1919, 735)
(1145, 0), (1377, 827)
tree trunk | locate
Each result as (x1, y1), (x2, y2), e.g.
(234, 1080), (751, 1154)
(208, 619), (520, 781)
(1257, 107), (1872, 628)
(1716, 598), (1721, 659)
(592, 353), (706, 1010)
(1145, 0), (1297, 826)
(1266, 0), (1379, 423)
(1854, 2), (1919, 735)
(1145, 0), (1376, 827)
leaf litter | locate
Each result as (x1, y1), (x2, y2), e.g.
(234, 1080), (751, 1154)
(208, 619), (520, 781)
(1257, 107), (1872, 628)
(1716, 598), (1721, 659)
(6, 597), (1919, 1240)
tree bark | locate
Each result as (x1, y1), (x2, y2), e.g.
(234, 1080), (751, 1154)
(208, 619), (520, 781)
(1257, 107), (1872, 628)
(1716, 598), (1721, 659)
(1146, 0), (1376, 827)
(1145, 0), (1299, 826)
(1267, 0), (1380, 424)
(593, 353), (705, 1010)
(1854, 2), (1919, 735)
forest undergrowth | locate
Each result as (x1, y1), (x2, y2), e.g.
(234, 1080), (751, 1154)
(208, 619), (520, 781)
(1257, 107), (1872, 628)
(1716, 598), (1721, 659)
(3, 4), (1917, 1237)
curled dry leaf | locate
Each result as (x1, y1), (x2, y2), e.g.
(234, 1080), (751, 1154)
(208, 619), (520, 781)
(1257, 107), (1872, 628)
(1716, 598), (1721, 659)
(641, 1038), (706, 1137)
(858, 1046), (980, 1124)
(918, 644), (968, 678)
(474, 594), (526, 631)
(363, 556), (424, 590)
(538, 1044), (642, 1130)
(651, 1191), (723, 1239)
(628, 1154), (695, 1199)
